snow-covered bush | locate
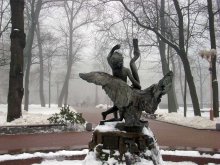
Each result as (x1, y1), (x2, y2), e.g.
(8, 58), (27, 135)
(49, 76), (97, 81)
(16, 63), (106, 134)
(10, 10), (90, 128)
(47, 106), (85, 125)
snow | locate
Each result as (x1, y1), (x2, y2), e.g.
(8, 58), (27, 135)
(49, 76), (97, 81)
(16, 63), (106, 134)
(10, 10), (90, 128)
(33, 159), (198, 165)
(0, 104), (76, 126)
(94, 121), (123, 132)
(142, 126), (154, 137)
(0, 149), (88, 162)
(155, 107), (220, 129)
(0, 104), (219, 164)
(0, 149), (219, 165)
(95, 104), (111, 110)
(160, 150), (220, 159)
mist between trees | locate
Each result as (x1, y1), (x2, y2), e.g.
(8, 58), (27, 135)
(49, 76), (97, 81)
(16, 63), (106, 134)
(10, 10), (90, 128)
(0, 0), (219, 121)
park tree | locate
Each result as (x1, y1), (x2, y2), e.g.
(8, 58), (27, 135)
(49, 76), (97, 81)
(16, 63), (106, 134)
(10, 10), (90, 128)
(7, 0), (25, 122)
(206, 0), (219, 117)
(43, 32), (60, 108)
(156, 0), (178, 112)
(114, 0), (201, 116)
(24, 0), (43, 111)
(58, 0), (94, 107)
(0, 0), (10, 38)
(35, 20), (46, 107)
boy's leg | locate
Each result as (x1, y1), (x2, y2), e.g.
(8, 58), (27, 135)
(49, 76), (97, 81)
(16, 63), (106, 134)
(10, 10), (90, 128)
(102, 105), (118, 120)
(113, 111), (118, 119)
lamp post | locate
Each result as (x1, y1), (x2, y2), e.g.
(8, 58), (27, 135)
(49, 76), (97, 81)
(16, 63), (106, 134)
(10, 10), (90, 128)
(199, 49), (217, 120)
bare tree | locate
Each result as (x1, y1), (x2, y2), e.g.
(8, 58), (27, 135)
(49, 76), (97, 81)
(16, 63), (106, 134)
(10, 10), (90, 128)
(156, 0), (178, 112)
(207, 0), (219, 117)
(0, 0), (10, 38)
(7, 0), (25, 122)
(115, 0), (201, 116)
(24, 0), (43, 111)
(43, 32), (60, 108)
(58, 0), (94, 107)
(0, 0), (10, 66)
(35, 21), (46, 107)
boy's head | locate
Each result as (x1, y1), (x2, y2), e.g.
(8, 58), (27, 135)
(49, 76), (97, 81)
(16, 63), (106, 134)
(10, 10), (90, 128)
(110, 52), (124, 69)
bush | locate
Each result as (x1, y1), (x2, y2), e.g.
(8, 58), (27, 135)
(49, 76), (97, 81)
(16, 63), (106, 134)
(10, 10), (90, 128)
(48, 106), (85, 125)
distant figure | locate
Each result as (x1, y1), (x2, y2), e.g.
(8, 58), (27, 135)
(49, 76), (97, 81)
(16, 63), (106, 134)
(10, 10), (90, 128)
(101, 43), (141, 121)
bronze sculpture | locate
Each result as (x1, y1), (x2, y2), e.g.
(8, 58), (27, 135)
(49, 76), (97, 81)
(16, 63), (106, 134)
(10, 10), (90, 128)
(79, 39), (172, 164)
(79, 39), (173, 130)
(101, 40), (141, 121)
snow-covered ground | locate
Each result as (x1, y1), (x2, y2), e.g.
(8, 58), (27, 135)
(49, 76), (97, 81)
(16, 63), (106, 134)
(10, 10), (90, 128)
(0, 104), (76, 126)
(155, 107), (220, 129)
(0, 104), (220, 164)
(0, 149), (219, 165)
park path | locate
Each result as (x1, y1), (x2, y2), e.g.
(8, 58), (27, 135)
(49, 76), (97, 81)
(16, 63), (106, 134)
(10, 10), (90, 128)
(0, 107), (219, 154)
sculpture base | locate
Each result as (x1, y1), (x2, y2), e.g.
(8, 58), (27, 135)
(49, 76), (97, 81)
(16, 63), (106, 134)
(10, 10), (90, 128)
(88, 121), (163, 164)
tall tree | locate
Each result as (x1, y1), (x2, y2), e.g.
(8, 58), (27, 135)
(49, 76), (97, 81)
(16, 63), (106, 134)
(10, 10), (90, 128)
(118, 0), (201, 116)
(157, 0), (178, 112)
(24, 0), (42, 111)
(7, 0), (25, 122)
(207, 0), (219, 117)
(35, 21), (46, 107)
(58, 0), (92, 107)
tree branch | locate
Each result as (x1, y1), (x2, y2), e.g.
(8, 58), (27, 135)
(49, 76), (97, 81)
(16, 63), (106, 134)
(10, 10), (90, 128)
(118, 0), (180, 52)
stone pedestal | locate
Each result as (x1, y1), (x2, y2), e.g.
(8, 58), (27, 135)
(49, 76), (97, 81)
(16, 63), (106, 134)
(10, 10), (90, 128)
(216, 123), (220, 131)
(86, 123), (93, 131)
(88, 122), (162, 164)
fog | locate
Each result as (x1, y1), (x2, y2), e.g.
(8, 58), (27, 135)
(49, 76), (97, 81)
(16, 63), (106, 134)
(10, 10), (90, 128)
(0, 0), (220, 109)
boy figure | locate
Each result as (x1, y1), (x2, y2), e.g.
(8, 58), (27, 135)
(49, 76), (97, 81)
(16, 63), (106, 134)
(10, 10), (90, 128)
(101, 44), (141, 120)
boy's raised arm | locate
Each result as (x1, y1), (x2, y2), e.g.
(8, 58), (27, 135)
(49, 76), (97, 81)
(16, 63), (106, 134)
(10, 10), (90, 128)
(126, 68), (141, 89)
(107, 44), (121, 64)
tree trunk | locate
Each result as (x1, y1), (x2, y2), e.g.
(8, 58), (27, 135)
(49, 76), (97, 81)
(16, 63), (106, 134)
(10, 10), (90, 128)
(58, 49), (73, 107)
(24, 18), (35, 111)
(58, 7), (74, 107)
(179, 51), (201, 116)
(24, 0), (42, 111)
(7, 0), (25, 122)
(178, 57), (184, 101)
(35, 22), (45, 107)
(158, 39), (178, 113)
(173, 0), (201, 116)
(158, 0), (177, 113)
(170, 48), (179, 110)
(64, 82), (69, 106)
(48, 71), (51, 108)
(58, 65), (72, 107)
(207, 0), (219, 117)
(198, 61), (204, 109)
(184, 76), (187, 117)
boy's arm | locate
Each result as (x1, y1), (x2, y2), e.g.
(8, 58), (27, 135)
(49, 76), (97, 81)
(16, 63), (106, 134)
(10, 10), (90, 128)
(107, 44), (121, 65)
(130, 39), (140, 83)
(126, 68), (141, 89)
